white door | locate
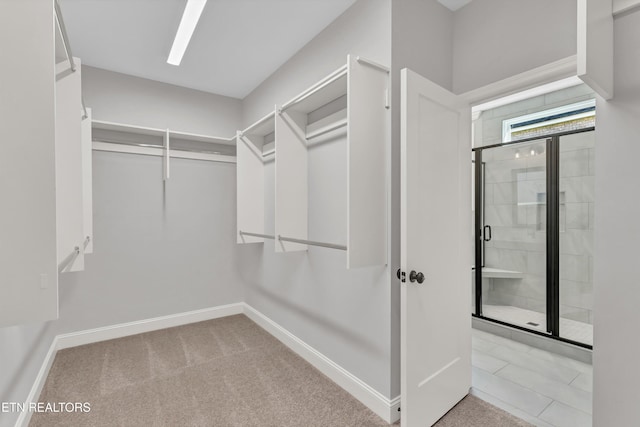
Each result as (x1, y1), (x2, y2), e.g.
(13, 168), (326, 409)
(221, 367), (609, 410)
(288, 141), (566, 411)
(400, 68), (472, 426)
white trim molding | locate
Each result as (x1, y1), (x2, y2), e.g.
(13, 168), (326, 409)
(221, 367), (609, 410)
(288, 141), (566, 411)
(242, 303), (400, 424)
(15, 337), (59, 427)
(17, 303), (399, 426)
(461, 55), (578, 107)
(55, 303), (244, 350)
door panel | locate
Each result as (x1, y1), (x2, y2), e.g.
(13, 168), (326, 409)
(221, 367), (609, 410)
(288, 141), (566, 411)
(401, 68), (471, 426)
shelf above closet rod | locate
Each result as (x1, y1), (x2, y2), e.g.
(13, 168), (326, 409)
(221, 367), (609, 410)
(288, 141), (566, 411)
(306, 118), (347, 140)
(280, 65), (348, 113)
(239, 231), (275, 240)
(278, 235), (346, 251)
(355, 56), (390, 73)
(241, 111), (275, 136)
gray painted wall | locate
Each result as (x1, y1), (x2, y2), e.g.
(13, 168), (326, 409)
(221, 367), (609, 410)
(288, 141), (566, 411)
(0, 70), (248, 427)
(242, 0), (391, 125)
(452, 0), (577, 94)
(592, 8), (640, 426)
(241, 0), (396, 399)
(83, 66), (242, 136)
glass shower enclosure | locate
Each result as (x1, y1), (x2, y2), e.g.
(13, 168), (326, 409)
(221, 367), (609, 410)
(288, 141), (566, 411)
(472, 128), (595, 348)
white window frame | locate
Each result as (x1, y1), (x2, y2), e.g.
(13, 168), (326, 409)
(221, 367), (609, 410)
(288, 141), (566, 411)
(502, 99), (596, 142)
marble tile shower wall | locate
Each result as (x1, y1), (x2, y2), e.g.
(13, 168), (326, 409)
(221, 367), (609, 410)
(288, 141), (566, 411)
(559, 131), (594, 325)
(483, 143), (548, 316)
(476, 84), (595, 326)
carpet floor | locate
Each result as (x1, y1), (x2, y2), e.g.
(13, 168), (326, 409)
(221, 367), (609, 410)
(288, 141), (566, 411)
(31, 314), (530, 426)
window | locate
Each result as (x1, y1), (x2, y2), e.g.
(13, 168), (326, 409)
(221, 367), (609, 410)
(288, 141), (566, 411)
(502, 99), (596, 142)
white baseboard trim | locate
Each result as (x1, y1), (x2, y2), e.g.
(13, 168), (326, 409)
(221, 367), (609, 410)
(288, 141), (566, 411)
(15, 336), (59, 427)
(17, 302), (400, 426)
(56, 303), (244, 350)
(242, 303), (400, 424)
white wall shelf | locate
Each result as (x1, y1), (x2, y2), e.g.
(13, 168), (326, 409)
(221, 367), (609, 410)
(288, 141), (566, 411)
(91, 120), (237, 164)
(272, 54), (389, 268)
(237, 110), (276, 244)
(475, 268), (524, 280)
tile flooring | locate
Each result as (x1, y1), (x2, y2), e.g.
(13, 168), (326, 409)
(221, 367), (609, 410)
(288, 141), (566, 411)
(482, 305), (593, 346)
(472, 328), (593, 427)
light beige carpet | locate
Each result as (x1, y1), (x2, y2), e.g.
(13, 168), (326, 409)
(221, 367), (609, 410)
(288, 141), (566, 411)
(31, 314), (531, 426)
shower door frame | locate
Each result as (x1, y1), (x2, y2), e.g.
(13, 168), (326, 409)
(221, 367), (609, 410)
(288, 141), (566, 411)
(472, 126), (595, 350)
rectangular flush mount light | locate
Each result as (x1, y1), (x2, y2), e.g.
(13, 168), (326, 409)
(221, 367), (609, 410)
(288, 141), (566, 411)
(167, 0), (208, 66)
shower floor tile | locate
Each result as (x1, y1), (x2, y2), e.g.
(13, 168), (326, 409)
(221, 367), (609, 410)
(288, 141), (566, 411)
(482, 305), (593, 346)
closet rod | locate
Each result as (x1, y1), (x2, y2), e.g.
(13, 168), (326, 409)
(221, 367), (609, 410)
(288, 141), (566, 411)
(55, 0), (88, 120)
(356, 56), (390, 73)
(306, 119), (347, 140)
(280, 65), (348, 112)
(278, 235), (347, 251)
(239, 231), (275, 240)
(58, 246), (80, 274)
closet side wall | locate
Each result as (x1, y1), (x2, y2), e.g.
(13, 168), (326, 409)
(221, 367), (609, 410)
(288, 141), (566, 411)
(242, 0), (394, 399)
(0, 70), (251, 427)
(592, 9), (640, 426)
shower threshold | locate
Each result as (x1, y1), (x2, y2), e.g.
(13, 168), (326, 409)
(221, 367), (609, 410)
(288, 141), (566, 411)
(482, 305), (593, 346)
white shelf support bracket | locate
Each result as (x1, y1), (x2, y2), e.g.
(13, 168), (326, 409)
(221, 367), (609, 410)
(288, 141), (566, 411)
(163, 129), (170, 181)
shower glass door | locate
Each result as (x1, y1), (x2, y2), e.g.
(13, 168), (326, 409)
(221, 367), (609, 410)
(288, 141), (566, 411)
(475, 139), (548, 333)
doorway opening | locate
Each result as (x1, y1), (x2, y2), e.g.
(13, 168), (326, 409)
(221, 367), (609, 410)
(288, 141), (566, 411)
(471, 81), (595, 348)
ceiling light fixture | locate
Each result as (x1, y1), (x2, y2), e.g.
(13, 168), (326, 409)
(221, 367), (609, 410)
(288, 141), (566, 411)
(167, 0), (208, 66)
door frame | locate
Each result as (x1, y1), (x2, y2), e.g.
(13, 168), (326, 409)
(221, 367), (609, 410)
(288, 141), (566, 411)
(397, 55), (589, 419)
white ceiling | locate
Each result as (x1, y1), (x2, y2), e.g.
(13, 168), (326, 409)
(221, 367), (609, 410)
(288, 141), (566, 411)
(437, 0), (472, 11)
(58, 0), (357, 99)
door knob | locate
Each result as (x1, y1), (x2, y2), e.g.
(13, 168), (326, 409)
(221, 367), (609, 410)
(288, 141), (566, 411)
(396, 268), (406, 282)
(409, 270), (425, 284)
